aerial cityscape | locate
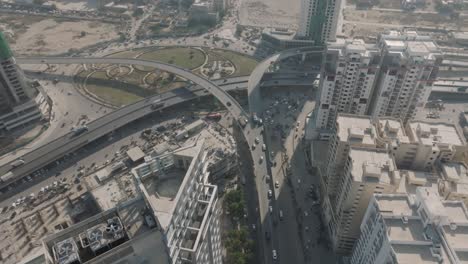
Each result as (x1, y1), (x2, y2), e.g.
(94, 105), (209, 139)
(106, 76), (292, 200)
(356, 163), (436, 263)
(0, 0), (468, 263)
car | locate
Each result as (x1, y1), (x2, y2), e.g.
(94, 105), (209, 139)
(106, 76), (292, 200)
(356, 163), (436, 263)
(262, 144), (266, 151)
(251, 144), (256, 150)
(275, 181), (279, 188)
(259, 156), (264, 163)
(268, 189), (272, 198)
(265, 231), (271, 240)
(279, 210), (284, 220)
(254, 137), (260, 144)
(269, 206), (273, 214)
(272, 250), (278, 260)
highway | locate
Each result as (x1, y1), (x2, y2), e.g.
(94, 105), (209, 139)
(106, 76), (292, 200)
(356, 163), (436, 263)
(1, 54), (321, 264)
(1, 59), (313, 191)
(246, 46), (324, 264)
(1, 56), (252, 189)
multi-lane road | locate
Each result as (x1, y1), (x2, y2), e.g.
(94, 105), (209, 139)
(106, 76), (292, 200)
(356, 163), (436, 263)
(2, 57), (314, 193)
(246, 46), (323, 264)
(0, 52), (321, 264)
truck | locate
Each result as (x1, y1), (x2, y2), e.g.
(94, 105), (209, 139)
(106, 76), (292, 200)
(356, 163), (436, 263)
(71, 125), (88, 137)
(151, 99), (165, 110)
(11, 159), (25, 168)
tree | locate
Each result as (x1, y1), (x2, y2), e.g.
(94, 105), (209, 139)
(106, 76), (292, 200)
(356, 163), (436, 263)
(224, 189), (245, 219)
(225, 228), (254, 264)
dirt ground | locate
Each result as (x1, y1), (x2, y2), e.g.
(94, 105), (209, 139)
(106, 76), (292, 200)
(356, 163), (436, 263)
(239, 0), (301, 29)
(342, 8), (468, 38)
(0, 15), (119, 55)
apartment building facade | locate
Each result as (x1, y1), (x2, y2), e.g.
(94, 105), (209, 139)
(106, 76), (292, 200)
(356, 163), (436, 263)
(320, 114), (467, 255)
(323, 146), (401, 254)
(316, 39), (380, 130)
(370, 31), (443, 123)
(351, 187), (468, 264)
(315, 31), (442, 131)
(133, 140), (222, 264)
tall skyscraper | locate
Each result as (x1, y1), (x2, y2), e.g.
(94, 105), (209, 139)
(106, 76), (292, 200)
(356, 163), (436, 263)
(315, 31), (441, 131)
(297, 0), (342, 43)
(0, 31), (29, 109)
(370, 31), (442, 123)
(316, 39), (381, 130)
(0, 31), (43, 134)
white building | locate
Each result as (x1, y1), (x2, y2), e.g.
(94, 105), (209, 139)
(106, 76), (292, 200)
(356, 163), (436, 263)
(323, 146), (401, 254)
(315, 31), (441, 132)
(324, 114), (378, 198)
(370, 31), (443, 123)
(320, 114), (467, 255)
(439, 162), (468, 206)
(351, 187), (468, 264)
(316, 39), (380, 130)
(133, 140), (222, 264)
(296, 0), (342, 43)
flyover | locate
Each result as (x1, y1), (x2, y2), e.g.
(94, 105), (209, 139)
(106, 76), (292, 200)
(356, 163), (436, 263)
(1, 57), (252, 189)
(1, 56), (316, 188)
(1, 55), (321, 264)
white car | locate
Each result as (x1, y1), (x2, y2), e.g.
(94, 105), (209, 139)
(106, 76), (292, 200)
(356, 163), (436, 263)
(272, 250), (278, 260)
(262, 144), (266, 151)
(255, 137), (260, 144)
(268, 189), (272, 198)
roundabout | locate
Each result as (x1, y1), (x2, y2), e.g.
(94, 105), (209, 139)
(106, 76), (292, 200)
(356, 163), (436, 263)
(74, 46), (257, 107)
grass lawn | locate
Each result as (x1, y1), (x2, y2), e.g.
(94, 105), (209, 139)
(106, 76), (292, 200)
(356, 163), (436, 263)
(210, 50), (258, 76)
(137, 47), (206, 70)
(84, 71), (150, 107)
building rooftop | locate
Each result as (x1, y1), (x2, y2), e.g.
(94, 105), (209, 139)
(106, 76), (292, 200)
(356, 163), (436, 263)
(336, 114), (377, 146)
(380, 31), (441, 59)
(42, 198), (167, 264)
(408, 120), (465, 147)
(348, 148), (396, 184)
(375, 194), (417, 217)
(391, 244), (451, 264)
(377, 118), (410, 144)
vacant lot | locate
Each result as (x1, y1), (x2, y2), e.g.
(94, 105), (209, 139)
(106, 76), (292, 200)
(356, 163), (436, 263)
(239, 0), (301, 29)
(0, 15), (119, 55)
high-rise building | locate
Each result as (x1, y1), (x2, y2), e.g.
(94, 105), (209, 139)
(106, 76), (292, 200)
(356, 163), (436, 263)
(0, 32), (29, 107)
(0, 32), (43, 134)
(316, 39), (381, 130)
(351, 187), (468, 264)
(323, 146), (400, 254)
(297, 0), (342, 43)
(315, 31), (442, 131)
(320, 114), (467, 255)
(132, 140), (222, 264)
(370, 31), (442, 123)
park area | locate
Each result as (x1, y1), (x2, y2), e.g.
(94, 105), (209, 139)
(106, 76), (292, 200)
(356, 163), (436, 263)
(74, 46), (258, 107)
